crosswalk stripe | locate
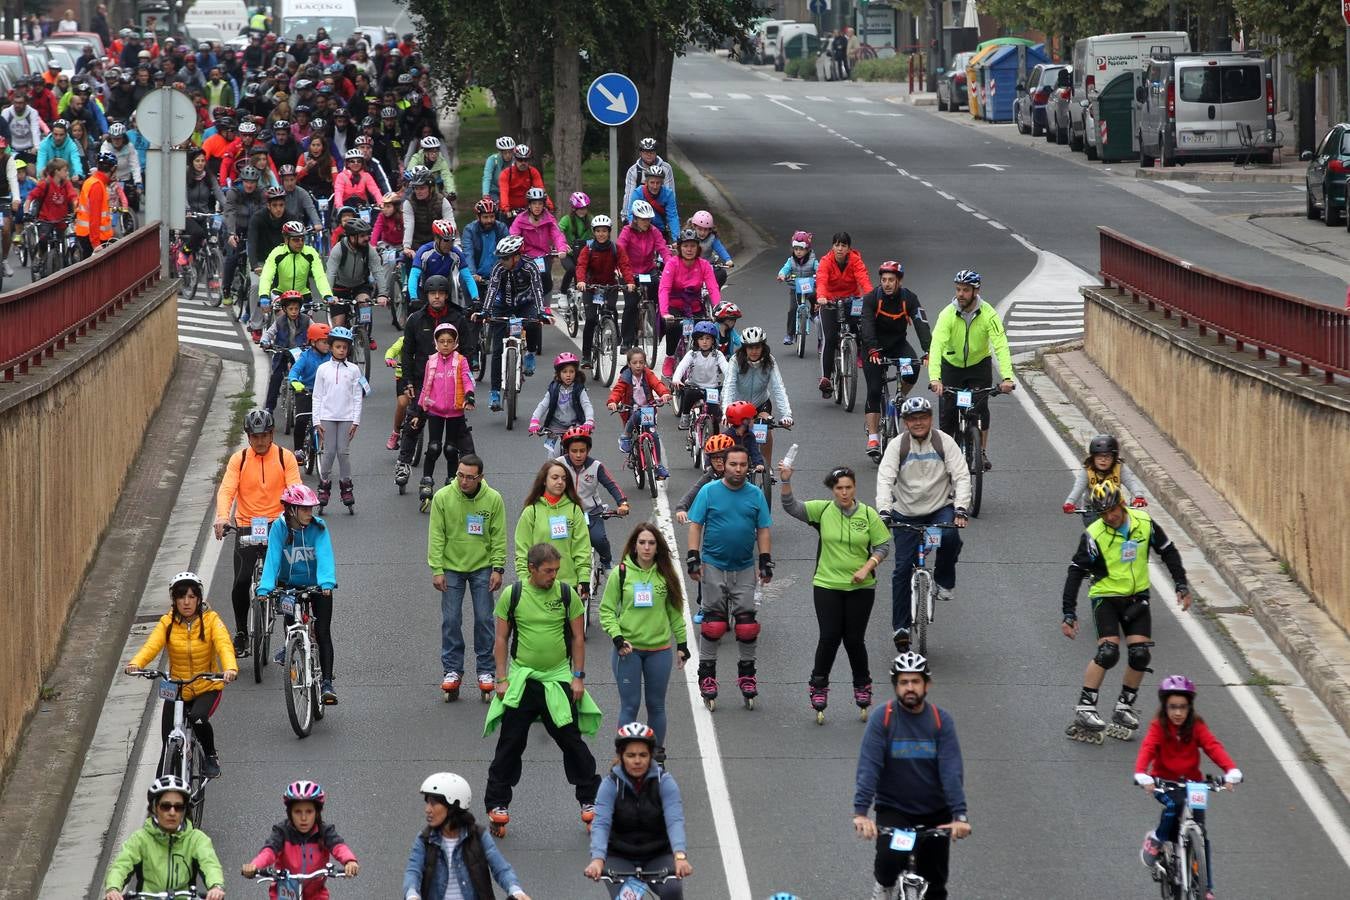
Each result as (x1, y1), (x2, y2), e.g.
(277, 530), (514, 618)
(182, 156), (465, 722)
(845, 97), (872, 104)
(1158, 181), (1209, 194)
(1009, 336), (1075, 348)
(728, 92), (751, 99)
(178, 314), (234, 327)
(1007, 318), (1084, 327)
(766, 93), (790, 100)
(1010, 303), (1082, 311)
(689, 92), (713, 99)
(178, 335), (246, 350)
(177, 304), (230, 317)
(806, 95), (828, 102)
(1005, 326), (1084, 338)
(1007, 311), (1084, 320)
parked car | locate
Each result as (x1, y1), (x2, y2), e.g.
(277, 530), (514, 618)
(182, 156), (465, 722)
(1046, 65), (1074, 144)
(1071, 31), (1190, 159)
(756, 19), (794, 65)
(1137, 50), (1276, 167)
(1301, 125), (1350, 226)
(43, 30), (104, 59)
(775, 22), (818, 71)
(1015, 63), (1067, 136)
(937, 51), (976, 111)
(183, 24), (228, 49)
(0, 40), (31, 82)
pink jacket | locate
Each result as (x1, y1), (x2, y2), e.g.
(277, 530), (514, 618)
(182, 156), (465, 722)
(248, 820), (356, 900)
(371, 211), (403, 248)
(417, 351), (474, 418)
(333, 168), (381, 208)
(658, 257), (719, 317)
(509, 210), (569, 259)
(617, 223), (666, 275)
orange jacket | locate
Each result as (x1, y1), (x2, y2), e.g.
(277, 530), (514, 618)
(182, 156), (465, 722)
(815, 248), (873, 302)
(215, 444), (302, 526)
(497, 163), (550, 212)
(75, 171), (113, 244)
(130, 609), (238, 700)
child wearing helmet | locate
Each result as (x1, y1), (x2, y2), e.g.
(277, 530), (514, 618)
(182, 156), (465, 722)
(710, 301), (744, 358)
(312, 326), (365, 510)
(557, 190), (592, 295)
(576, 214), (637, 360)
(242, 781), (360, 891)
(508, 187), (568, 296)
(687, 209), (733, 286)
(528, 352), (595, 448)
(775, 231), (818, 345)
(555, 425), (629, 571)
(723, 326), (793, 465)
(403, 772), (531, 900)
(721, 400), (767, 471)
(1064, 434), (1147, 524)
(616, 203), (667, 345)
(260, 291), (313, 411)
(671, 320), (728, 429)
(606, 348), (672, 478)
(657, 227), (720, 377)
(287, 323), (333, 462)
(408, 322), (477, 498)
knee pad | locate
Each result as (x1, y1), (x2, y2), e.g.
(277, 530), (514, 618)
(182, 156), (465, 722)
(733, 611), (760, 644)
(426, 441), (442, 460)
(1093, 641), (1120, 670)
(1127, 641), (1154, 674)
(700, 614), (728, 642)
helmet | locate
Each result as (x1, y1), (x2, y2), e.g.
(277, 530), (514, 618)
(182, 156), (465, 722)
(382, 192), (401, 205)
(1087, 481), (1125, 512)
(278, 163), (297, 176)
(496, 235), (525, 256)
(272, 119), (290, 130)
(265, 186), (287, 199)
(581, 215), (610, 231)
(768, 895), (802, 900)
(692, 321), (719, 338)
(96, 151), (118, 170)
(238, 120), (258, 135)
(408, 170), (433, 186)
(397, 73), (413, 85)
(474, 197), (498, 215)
(295, 104), (313, 115)
(354, 134), (374, 147)
(569, 190), (591, 208)
(677, 228), (700, 244)
(713, 301), (742, 320)
(343, 219), (372, 236)
(703, 433), (736, 455)
(638, 137), (657, 151)
(420, 772), (472, 810)
(740, 326), (767, 346)
(644, 164), (666, 181)
(433, 322), (459, 339)
(562, 425), (592, 448)
(277, 289), (304, 305)
(281, 220), (306, 237)
(890, 651), (930, 676)
(725, 400), (758, 426)
(690, 210), (714, 229)
(243, 408), (275, 435)
(629, 200), (655, 220)
(148, 775), (190, 806)
(343, 147), (364, 160)
(293, 80), (313, 92)
(240, 165), (262, 182)
(360, 116), (376, 129)
(51, 118), (69, 131)
(309, 118), (326, 131)
(900, 397), (933, 417)
(614, 721), (657, 751)
(432, 219), (456, 238)
(307, 323), (331, 343)
(327, 326), (355, 344)
(283, 779), (326, 806)
(953, 269), (981, 287)
(524, 186), (547, 202)
(553, 351), (580, 370)
(1088, 434), (1120, 457)
(168, 571), (204, 593)
(1157, 675), (1197, 698)
(422, 275), (450, 294)
(513, 144), (532, 159)
(281, 484), (320, 507)
(108, 122), (128, 138)
(420, 135), (442, 149)
(495, 135), (516, 151)
(878, 260), (904, 276)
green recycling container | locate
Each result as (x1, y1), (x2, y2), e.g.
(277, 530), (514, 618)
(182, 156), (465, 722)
(1093, 71), (1139, 163)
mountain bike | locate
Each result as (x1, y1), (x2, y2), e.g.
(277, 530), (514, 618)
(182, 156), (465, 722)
(127, 669), (223, 826)
(173, 212), (224, 304)
(1146, 776), (1229, 900)
(876, 825), (951, 900)
(614, 402), (667, 498)
(749, 418), (790, 510)
(482, 315), (542, 430)
(941, 386), (1000, 518)
(596, 866), (677, 898)
(585, 505), (625, 630)
(632, 271), (660, 364)
(25, 219), (70, 279)
(223, 522), (269, 660)
(249, 863), (351, 895)
(833, 298), (863, 412)
(276, 586), (328, 738)
(884, 520), (959, 656)
(791, 275), (815, 359)
(291, 384), (322, 477)
(588, 286), (623, 386)
(561, 282), (583, 338)
(378, 244), (408, 328)
(683, 384), (721, 469)
(874, 356), (918, 460)
(265, 346), (302, 436)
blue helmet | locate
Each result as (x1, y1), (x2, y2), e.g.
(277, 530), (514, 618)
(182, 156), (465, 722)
(767, 894), (802, 900)
(692, 321), (719, 338)
(327, 326), (355, 343)
(953, 269), (981, 287)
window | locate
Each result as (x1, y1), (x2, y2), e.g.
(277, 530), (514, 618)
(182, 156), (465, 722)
(1179, 64), (1263, 104)
(1179, 68), (1219, 104)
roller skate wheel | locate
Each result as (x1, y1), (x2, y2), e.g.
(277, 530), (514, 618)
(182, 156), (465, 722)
(481, 690), (493, 703)
(704, 698), (715, 711)
(815, 710), (825, 725)
(490, 824), (507, 838)
(1105, 724), (1135, 741)
(442, 690), (453, 702)
(859, 706), (869, 721)
(744, 696), (755, 710)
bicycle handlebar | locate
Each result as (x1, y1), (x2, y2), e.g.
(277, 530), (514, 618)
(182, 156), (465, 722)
(881, 518), (961, 532)
(1147, 775), (1233, 793)
(598, 867), (676, 884)
(878, 825), (954, 840)
(128, 669), (225, 686)
(251, 864), (350, 884)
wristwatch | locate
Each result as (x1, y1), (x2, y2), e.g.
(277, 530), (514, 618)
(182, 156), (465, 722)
(572, 670), (585, 679)
(674, 851), (688, 861)
(955, 814), (970, 828)
(492, 566), (505, 574)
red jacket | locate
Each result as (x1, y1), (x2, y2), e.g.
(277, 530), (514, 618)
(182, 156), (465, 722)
(27, 177), (79, 223)
(815, 248), (873, 302)
(607, 365), (670, 414)
(576, 240), (633, 287)
(30, 88), (58, 126)
(497, 163), (550, 212)
(1134, 718), (1236, 782)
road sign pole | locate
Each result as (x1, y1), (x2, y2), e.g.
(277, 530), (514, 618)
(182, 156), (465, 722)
(159, 89), (171, 279)
(609, 127), (618, 225)
(587, 72), (639, 225)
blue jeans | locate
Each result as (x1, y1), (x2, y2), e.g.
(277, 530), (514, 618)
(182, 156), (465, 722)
(1155, 787), (1214, 890)
(587, 510), (612, 569)
(889, 505), (962, 632)
(440, 567), (495, 676)
(612, 646), (675, 746)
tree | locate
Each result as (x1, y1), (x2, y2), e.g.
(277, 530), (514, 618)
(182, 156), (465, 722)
(1232, 0), (1346, 77)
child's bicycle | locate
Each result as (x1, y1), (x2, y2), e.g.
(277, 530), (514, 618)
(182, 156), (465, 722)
(481, 314), (543, 430)
(1144, 776), (1230, 900)
(682, 385), (721, 469)
(613, 401), (667, 498)
(875, 825), (952, 900)
(789, 274), (815, 359)
(585, 504), (626, 630)
(249, 863), (351, 896)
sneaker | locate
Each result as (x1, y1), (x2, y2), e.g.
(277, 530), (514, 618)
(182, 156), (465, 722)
(201, 755), (221, 778)
(580, 359), (592, 370)
(655, 464), (669, 480)
(2, 261), (13, 277)
(250, 328), (262, 343)
(523, 352), (535, 376)
(579, 802), (596, 824)
(661, 357), (676, 378)
(477, 672), (496, 690)
(489, 390), (502, 411)
(619, 436), (632, 454)
(892, 628), (911, 650)
(819, 376), (832, 398)
(866, 437), (881, 460)
(233, 631), (248, 655)
(1140, 832), (1162, 868)
(386, 430), (399, 450)
(782, 335), (793, 345)
(222, 294), (235, 307)
(936, 586), (955, 602)
(274, 647), (286, 665)
(368, 338), (377, 351)
(677, 413), (690, 430)
(983, 452), (993, 471)
(321, 678), (338, 704)
(238, 309), (249, 323)
(1204, 892), (1215, 900)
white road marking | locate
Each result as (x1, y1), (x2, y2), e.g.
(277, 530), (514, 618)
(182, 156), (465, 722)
(766, 93), (790, 100)
(728, 92), (752, 100)
(971, 212), (989, 220)
(936, 190), (955, 200)
(689, 92), (713, 99)
(177, 323), (239, 336)
(1157, 181), (1210, 194)
(845, 96), (872, 103)
(806, 95), (829, 102)
(987, 221), (1007, 229)
(956, 204), (974, 212)
(177, 314), (235, 327)
(178, 335), (246, 350)
(1004, 326), (1084, 337)
(920, 181), (933, 187)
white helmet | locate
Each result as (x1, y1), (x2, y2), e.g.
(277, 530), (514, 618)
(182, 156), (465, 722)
(630, 199), (655, 220)
(740, 326), (767, 346)
(900, 396), (932, 417)
(420, 772), (472, 810)
(590, 214), (612, 229)
(495, 235), (525, 256)
(420, 135), (442, 149)
(169, 571), (204, 593)
(495, 135), (516, 151)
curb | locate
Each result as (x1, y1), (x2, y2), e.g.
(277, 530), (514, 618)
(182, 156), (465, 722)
(1132, 166), (1302, 184)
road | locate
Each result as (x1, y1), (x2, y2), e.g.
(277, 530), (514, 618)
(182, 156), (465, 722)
(88, 45), (1350, 900)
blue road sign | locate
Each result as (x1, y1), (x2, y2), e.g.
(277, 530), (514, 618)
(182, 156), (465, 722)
(587, 73), (639, 127)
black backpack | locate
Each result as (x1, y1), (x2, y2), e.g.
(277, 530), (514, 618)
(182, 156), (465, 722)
(505, 581), (575, 663)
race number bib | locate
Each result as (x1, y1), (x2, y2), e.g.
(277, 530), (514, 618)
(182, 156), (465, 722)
(704, 387), (719, 405)
(509, 317), (523, 337)
(889, 829), (918, 853)
(466, 514), (484, 536)
(682, 320), (694, 336)
(289, 347), (302, 361)
(357, 375), (371, 395)
(850, 297), (863, 317)
(549, 515), (569, 539)
(158, 679), (178, 702)
(1186, 782), (1209, 810)
(250, 516), (270, 542)
(533, 257), (546, 272)
(637, 273), (652, 284)
(279, 594), (296, 616)
(617, 878), (648, 900)
(358, 304), (372, 324)
(276, 879), (302, 900)
(593, 292), (606, 305)
(796, 276), (815, 294)
(640, 406), (656, 426)
(633, 582), (654, 608)
(899, 358), (914, 377)
(752, 422), (768, 444)
(956, 390), (973, 409)
(1120, 540), (1139, 563)
(923, 526), (942, 548)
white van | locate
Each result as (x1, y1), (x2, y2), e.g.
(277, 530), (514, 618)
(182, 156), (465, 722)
(1070, 31), (1190, 160)
(775, 22), (818, 71)
(757, 20), (794, 66)
(183, 0), (250, 37)
(278, 0), (358, 42)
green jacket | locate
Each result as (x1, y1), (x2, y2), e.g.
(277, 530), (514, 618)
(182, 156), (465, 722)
(513, 497), (591, 586)
(599, 557), (686, 651)
(260, 243), (332, 298)
(483, 658), (602, 737)
(406, 149), (455, 196)
(927, 298), (1013, 383)
(428, 478), (507, 575)
(558, 213), (590, 247)
(102, 817), (225, 894)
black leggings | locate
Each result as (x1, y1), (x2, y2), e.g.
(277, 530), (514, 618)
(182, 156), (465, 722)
(937, 358), (993, 437)
(676, 384), (720, 421)
(873, 806), (951, 898)
(786, 288), (814, 337)
(160, 692), (221, 761)
(281, 590), (335, 679)
(862, 343), (919, 415)
(812, 586), (874, 685)
(184, 216), (208, 255)
(421, 414), (474, 479)
(487, 321), (543, 390)
(230, 536), (267, 635)
(581, 286), (634, 359)
(819, 303), (861, 380)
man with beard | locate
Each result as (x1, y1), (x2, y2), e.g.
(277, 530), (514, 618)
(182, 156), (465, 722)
(852, 651), (971, 900)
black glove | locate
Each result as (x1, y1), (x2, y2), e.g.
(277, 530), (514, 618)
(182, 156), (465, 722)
(758, 552), (774, 580)
(686, 549), (701, 576)
(676, 642), (691, 663)
(464, 391), (476, 408)
(613, 634), (627, 650)
(880, 509), (899, 528)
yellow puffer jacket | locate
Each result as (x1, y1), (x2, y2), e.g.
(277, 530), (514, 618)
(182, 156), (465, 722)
(130, 609), (238, 701)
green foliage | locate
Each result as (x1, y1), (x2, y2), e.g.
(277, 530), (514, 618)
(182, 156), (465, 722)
(851, 55), (912, 82)
(787, 57), (819, 80)
(1233, 0), (1345, 77)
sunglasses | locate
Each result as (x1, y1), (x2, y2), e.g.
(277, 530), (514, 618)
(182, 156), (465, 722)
(158, 801), (186, 812)
(829, 467), (855, 480)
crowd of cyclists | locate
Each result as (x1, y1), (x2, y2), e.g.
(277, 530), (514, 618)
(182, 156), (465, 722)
(102, 43), (1245, 899)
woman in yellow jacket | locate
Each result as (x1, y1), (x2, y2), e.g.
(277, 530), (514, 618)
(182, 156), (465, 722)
(127, 572), (239, 779)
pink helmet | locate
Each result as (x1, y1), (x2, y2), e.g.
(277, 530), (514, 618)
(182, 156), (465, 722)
(791, 230), (813, 247)
(280, 484), (320, 507)
(283, 779), (326, 805)
(690, 210), (714, 229)
(553, 351), (580, 370)
(1157, 675), (1196, 697)
(569, 191), (591, 209)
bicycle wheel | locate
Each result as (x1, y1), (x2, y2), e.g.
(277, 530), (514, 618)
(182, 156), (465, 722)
(597, 319), (619, 386)
(189, 743), (207, 825)
(639, 300), (658, 363)
(250, 597), (265, 683)
(690, 416), (703, 468)
(841, 335), (858, 412)
(181, 254), (200, 300)
(795, 303), (808, 358)
(965, 420), (984, 518)
(565, 296), (580, 337)
(311, 632), (326, 721)
(911, 569), (932, 656)
(758, 467), (773, 510)
(203, 251), (223, 306)
(279, 385), (294, 436)
(503, 346), (519, 429)
(1181, 826), (1206, 900)
(352, 322), (370, 379)
(305, 424), (318, 475)
(642, 437), (658, 499)
(284, 634), (314, 738)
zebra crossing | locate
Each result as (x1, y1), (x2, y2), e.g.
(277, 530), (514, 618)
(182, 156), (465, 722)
(1005, 295), (1085, 352)
(687, 91), (875, 104)
(176, 299), (250, 357)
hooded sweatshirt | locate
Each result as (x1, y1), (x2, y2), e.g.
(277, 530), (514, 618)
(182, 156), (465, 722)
(258, 515), (337, 595)
(247, 818), (357, 900)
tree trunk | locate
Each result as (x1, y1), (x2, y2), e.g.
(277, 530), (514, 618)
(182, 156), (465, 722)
(516, 53), (545, 154)
(550, 22), (583, 201)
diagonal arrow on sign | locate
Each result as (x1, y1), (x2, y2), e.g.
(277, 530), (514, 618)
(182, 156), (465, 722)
(595, 81), (629, 115)
(969, 163), (1009, 172)
(773, 162), (809, 170)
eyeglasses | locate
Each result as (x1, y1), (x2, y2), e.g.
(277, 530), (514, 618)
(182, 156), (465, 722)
(157, 801), (186, 812)
(456, 472), (482, 481)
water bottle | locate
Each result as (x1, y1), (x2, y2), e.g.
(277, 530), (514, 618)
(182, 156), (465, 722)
(781, 442), (800, 469)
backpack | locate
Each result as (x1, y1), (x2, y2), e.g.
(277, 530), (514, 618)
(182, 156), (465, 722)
(506, 580), (575, 663)
(892, 430), (945, 467)
(882, 699), (943, 732)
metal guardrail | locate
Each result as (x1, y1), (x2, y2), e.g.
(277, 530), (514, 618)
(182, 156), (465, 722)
(1098, 226), (1349, 383)
(0, 225), (161, 382)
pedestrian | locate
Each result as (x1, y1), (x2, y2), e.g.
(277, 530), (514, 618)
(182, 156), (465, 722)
(686, 445), (772, 709)
(831, 29), (850, 81)
(484, 543), (603, 837)
(600, 524), (689, 763)
(428, 453), (507, 703)
(513, 460), (593, 601)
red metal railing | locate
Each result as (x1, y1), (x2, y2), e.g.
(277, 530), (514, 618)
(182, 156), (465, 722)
(0, 225), (161, 382)
(1098, 227), (1350, 383)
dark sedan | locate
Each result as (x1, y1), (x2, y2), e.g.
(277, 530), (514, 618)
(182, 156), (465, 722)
(937, 51), (976, 112)
(1016, 63), (1068, 137)
(1302, 124), (1350, 227)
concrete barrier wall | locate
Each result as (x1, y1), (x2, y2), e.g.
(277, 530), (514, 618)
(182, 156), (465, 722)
(1083, 290), (1350, 632)
(0, 290), (177, 771)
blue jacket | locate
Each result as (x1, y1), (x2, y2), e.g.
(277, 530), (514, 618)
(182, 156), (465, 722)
(402, 825), (523, 900)
(408, 240), (478, 304)
(627, 183), (679, 239)
(129, 130), (149, 172)
(460, 220), (509, 279)
(287, 347), (331, 391)
(588, 763), (687, 860)
(257, 516), (337, 595)
(853, 700), (967, 819)
(36, 134), (84, 179)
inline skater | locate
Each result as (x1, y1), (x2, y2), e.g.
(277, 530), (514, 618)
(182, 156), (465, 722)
(396, 275), (468, 491)
(407, 323), (477, 511)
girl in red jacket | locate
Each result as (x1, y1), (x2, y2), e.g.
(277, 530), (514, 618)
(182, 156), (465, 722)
(1133, 675), (1242, 899)
(241, 780), (359, 898)
(606, 347), (670, 477)
(26, 158), (80, 242)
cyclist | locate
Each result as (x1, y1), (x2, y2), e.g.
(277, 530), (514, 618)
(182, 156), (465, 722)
(409, 220), (481, 357)
(779, 462), (891, 721)
(182, 148), (225, 260)
(860, 260), (932, 461)
(556, 426), (628, 570)
(576, 213), (636, 366)
(288, 324), (333, 466)
(269, 118), (301, 170)
(675, 434), (732, 526)
(37, 119), (84, 180)
(259, 290), (313, 413)
(509, 186), (568, 296)
(875, 396), (968, 650)
(100, 121), (141, 208)
(74, 150), (116, 258)
(461, 197), (510, 288)
(616, 199), (667, 342)
(671, 321), (728, 430)
(221, 165), (264, 307)
(242, 780), (360, 888)
(815, 231), (874, 399)
(1134, 675), (1242, 899)
(482, 135), (517, 207)
(627, 164), (679, 242)
(1064, 434), (1147, 524)
(476, 234), (548, 411)
(607, 347), (672, 475)
(404, 134), (455, 196)
(514, 460), (593, 598)
(621, 137), (667, 221)
(24, 158), (79, 263)
(584, 723), (692, 897)
(497, 143), (549, 218)
(557, 190), (592, 295)
(657, 228), (720, 377)
(687, 209), (732, 287)
(529, 352), (595, 441)
(334, 146), (381, 208)
(1061, 482), (1192, 743)
(260, 220), (333, 328)
(125, 572), (238, 778)
(278, 163), (323, 233)
(775, 230), (818, 346)
(404, 772), (532, 899)
(246, 186), (295, 336)
(213, 408), (302, 652)
(722, 326), (793, 467)
(853, 652), (971, 900)
(325, 217), (389, 333)
(926, 270), (1015, 469)
(102, 775), (227, 900)
(722, 400), (767, 471)
(402, 168), (454, 258)
(711, 300), (743, 359)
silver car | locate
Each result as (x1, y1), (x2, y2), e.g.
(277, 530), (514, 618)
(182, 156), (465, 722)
(1045, 65), (1074, 144)
(938, 52), (977, 112)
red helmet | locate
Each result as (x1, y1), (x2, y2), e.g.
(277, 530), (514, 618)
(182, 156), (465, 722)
(431, 219), (455, 238)
(725, 401), (758, 426)
(561, 425), (592, 448)
(277, 289), (304, 305)
(712, 301), (742, 321)
(306, 322), (331, 343)
(474, 197), (498, 215)
(878, 260), (904, 276)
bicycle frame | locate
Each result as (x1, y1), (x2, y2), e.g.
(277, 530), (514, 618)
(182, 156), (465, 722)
(1149, 777), (1226, 900)
(598, 866), (676, 898)
(877, 826), (951, 900)
(129, 670), (223, 804)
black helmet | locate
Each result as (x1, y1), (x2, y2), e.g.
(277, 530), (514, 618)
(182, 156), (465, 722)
(1087, 434), (1120, 457)
(423, 275), (450, 294)
(96, 151), (118, 170)
(343, 219), (372, 236)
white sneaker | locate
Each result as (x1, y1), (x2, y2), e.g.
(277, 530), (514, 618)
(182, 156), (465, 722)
(936, 586), (956, 602)
(478, 673), (496, 689)
(2, 261), (12, 277)
(869, 882), (896, 900)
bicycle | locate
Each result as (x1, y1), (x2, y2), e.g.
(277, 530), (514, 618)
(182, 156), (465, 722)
(25, 219), (69, 279)
(875, 825), (952, 900)
(480, 315), (542, 430)
(274, 586), (328, 738)
(1145, 777), (1230, 900)
(682, 384), (721, 469)
(264, 347), (303, 436)
(749, 418), (791, 509)
(665, 308), (712, 367)
(940, 386), (1001, 519)
(832, 298), (863, 412)
(534, 427), (564, 459)
(290, 384), (323, 478)
(883, 520), (959, 657)
(249, 863), (351, 895)
(613, 402), (666, 499)
(596, 866), (677, 898)
(632, 271), (660, 365)
(172, 212), (225, 305)
(127, 670), (224, 826)
(121, 891), (205, 899)
(561, 282), (583, 338)
(873, 356), (919, 461)
(378, 244), (408, 328)
(791, 275), (815, 359)
(585, 505), (625, 630)
(333, 290), (375, 379)
(587, 285), (624, 387)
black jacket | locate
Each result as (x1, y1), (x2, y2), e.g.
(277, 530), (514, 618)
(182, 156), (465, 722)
(859, 286), (932, 357)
